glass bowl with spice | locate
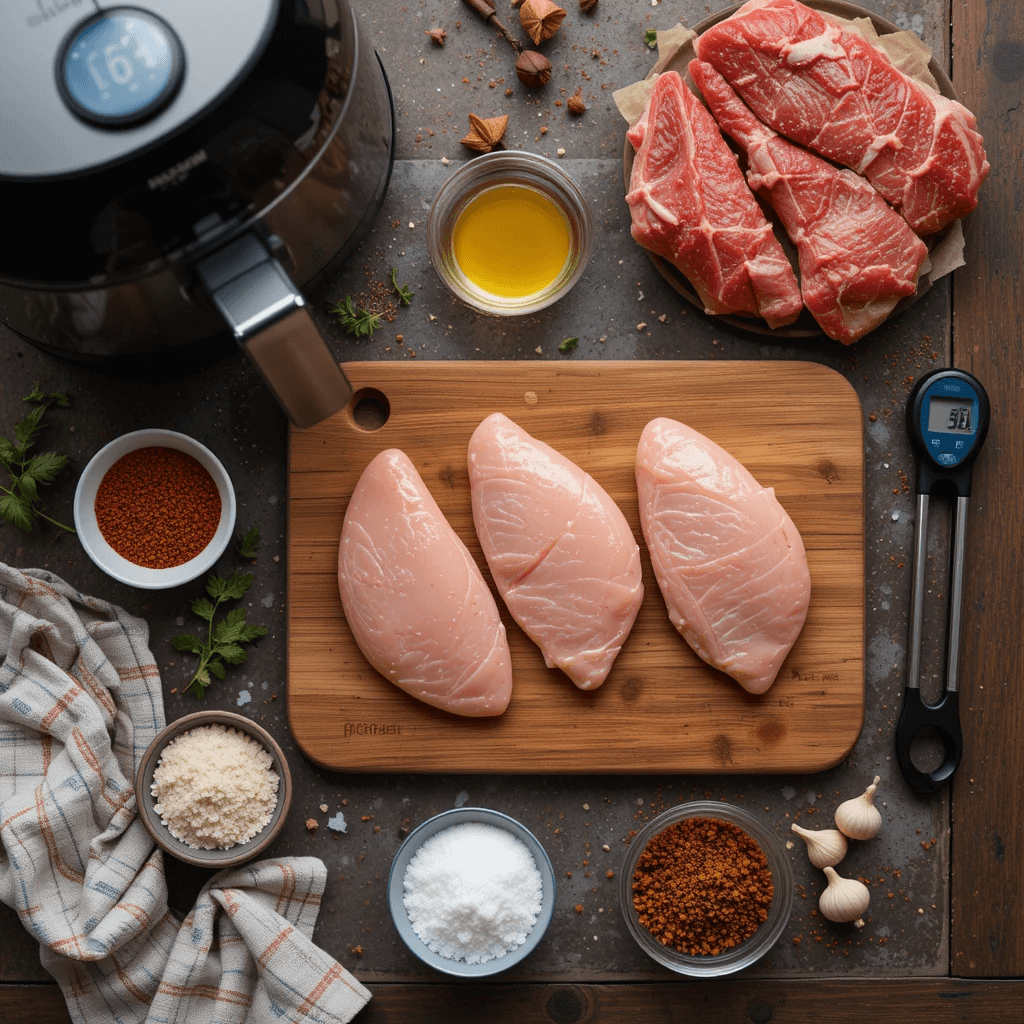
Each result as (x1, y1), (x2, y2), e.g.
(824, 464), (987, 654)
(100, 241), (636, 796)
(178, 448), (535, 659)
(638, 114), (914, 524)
(620, 801), (795, 977)
(135, 710), (292, 869)
(426, 150), (594, 316)
(74, 428), (236, 590)
(387, 807), (556, 977)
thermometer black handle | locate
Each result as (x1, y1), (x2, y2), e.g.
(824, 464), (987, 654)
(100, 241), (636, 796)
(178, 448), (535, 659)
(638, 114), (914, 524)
(895, 687), (963, 794)
(895, 490), (970, 794)
(896, 368), (988, 795)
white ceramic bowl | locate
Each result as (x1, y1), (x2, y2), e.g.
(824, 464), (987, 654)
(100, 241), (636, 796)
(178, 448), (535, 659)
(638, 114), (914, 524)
(620, 801), (795, 977)
(74, 428), (236, 589)
(388, 807), (556, 977)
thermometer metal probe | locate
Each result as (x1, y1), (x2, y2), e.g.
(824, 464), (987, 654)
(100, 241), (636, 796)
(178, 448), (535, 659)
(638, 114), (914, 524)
(895, 369), (990, 794)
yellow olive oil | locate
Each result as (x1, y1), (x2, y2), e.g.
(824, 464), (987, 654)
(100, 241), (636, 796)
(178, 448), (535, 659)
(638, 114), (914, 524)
(452, 184), (571, 298)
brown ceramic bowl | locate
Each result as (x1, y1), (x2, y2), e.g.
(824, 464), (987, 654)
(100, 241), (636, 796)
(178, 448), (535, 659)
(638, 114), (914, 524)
(135, 710), (292, 869)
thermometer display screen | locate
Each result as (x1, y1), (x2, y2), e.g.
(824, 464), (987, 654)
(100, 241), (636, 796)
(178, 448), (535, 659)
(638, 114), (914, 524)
(927, 396), (975, 435)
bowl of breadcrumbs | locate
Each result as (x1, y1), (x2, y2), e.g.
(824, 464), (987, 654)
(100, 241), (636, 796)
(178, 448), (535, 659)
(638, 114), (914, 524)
(136, 711), (292, 868)
(620, 801), (794, 977)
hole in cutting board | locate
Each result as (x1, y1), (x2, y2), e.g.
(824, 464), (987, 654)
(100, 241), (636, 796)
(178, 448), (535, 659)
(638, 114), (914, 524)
(350, 388), (391, 431)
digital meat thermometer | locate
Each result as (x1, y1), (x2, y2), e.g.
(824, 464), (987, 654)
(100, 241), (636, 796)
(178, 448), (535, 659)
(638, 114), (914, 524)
(895, 369), (990, 794)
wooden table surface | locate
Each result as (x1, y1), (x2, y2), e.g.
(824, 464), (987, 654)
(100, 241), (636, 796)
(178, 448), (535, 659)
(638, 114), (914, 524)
(2, 0), (1023, 1020)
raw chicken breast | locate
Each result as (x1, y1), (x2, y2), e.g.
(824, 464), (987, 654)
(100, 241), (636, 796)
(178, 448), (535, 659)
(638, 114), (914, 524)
(338, 448), (512, 717)
(636, 418), (810, 694)
(468, 413), (644, 691)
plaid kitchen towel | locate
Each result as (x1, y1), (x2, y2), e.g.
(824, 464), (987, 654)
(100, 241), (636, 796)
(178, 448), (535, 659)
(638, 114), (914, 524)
(0, 564), (371, 1024)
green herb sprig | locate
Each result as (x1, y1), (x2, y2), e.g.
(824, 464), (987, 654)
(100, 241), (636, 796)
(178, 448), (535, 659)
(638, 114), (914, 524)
(0, 384), (74, 533)
(390, 267), (414, 306)
(172, 569), (268, 699)
(329, 296), (382, 338)
(558, 336), (579, 353)
(644, 29), (658, 48)
(238, 525), (260, 559)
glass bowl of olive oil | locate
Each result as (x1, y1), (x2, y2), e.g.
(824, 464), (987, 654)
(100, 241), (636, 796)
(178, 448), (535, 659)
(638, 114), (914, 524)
(427, 151), (593, 315)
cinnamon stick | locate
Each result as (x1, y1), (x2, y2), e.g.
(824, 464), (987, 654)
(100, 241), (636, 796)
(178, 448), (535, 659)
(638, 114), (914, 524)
(461, 0), (522, 53)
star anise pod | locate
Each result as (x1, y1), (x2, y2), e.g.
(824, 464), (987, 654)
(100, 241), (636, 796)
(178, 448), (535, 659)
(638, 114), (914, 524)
(515, 50), (553, 87)
(460, 112), (509, 152)
(519, 0), (567, 45)
(425, 27), (447, 45)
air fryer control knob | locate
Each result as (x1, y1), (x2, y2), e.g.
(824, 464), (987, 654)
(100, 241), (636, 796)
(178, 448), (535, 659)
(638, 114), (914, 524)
(58, 8), (184, 127)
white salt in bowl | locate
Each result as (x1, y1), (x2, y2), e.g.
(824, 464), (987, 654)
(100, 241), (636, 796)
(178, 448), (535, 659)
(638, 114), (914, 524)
(135, 710), (292, 869)
(387, 807), (556, 977)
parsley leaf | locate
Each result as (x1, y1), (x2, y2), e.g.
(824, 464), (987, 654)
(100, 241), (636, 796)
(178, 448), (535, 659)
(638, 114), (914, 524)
(0, 494), (35, 533)
(174, 569), (268, 699)
(644, 29), (658, 48)
(329, 296), (382, 338)
(390, 267), (414, 306)
(171, 634), (205, 655)
(23, 383), (69, 408)
(0, 384), (74, 533)
(558, 336), (579, 353)
(238, 524), (260, 558)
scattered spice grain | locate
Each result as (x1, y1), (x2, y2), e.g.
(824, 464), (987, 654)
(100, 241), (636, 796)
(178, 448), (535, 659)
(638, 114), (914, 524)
(631, 816), (773, 956)
(95, 446), (221, 568)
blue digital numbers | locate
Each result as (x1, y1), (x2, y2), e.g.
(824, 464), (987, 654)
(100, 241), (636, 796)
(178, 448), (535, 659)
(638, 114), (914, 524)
(60, 9), (183, 127)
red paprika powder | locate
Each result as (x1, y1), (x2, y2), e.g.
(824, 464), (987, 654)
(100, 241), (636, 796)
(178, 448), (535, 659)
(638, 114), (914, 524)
(95, 446), (221, 568)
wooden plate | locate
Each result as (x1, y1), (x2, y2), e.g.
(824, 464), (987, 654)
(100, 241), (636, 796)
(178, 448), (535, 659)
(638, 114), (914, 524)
(622, 0), (963, 339)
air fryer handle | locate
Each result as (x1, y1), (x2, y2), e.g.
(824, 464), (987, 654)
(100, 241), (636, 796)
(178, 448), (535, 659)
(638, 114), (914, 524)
(196, 233), (352, 429)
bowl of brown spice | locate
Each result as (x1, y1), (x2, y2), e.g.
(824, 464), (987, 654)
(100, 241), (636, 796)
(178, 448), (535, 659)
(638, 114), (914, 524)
(620, 801), (794, 977)
(74, 428), (236, 590)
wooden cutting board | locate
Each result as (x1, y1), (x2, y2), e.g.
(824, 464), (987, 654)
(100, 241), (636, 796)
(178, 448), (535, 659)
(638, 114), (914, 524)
(287, 360), (864, 774)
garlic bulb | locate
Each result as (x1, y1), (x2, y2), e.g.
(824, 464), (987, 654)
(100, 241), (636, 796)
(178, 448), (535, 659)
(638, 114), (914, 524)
(791, 823), (848, 868)
(834, 775), (882, 840)
(819, 866), (870, 925)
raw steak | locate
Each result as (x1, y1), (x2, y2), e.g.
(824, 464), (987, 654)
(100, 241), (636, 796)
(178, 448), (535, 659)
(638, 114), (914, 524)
(338, 448), (512, 717)
(625, 69), (803, 328)
(636, 417), (811, 694)
(693, 0), (989, 235)
(690, 59), (928, 344)
(468, 413), (644, 691)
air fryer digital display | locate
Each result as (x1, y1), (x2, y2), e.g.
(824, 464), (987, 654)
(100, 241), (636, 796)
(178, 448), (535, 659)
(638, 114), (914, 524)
(59, 9), (184, 127)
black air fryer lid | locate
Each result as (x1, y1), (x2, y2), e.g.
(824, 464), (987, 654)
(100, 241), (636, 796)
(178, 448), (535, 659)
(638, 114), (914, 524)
(0, 0), (347, 288)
